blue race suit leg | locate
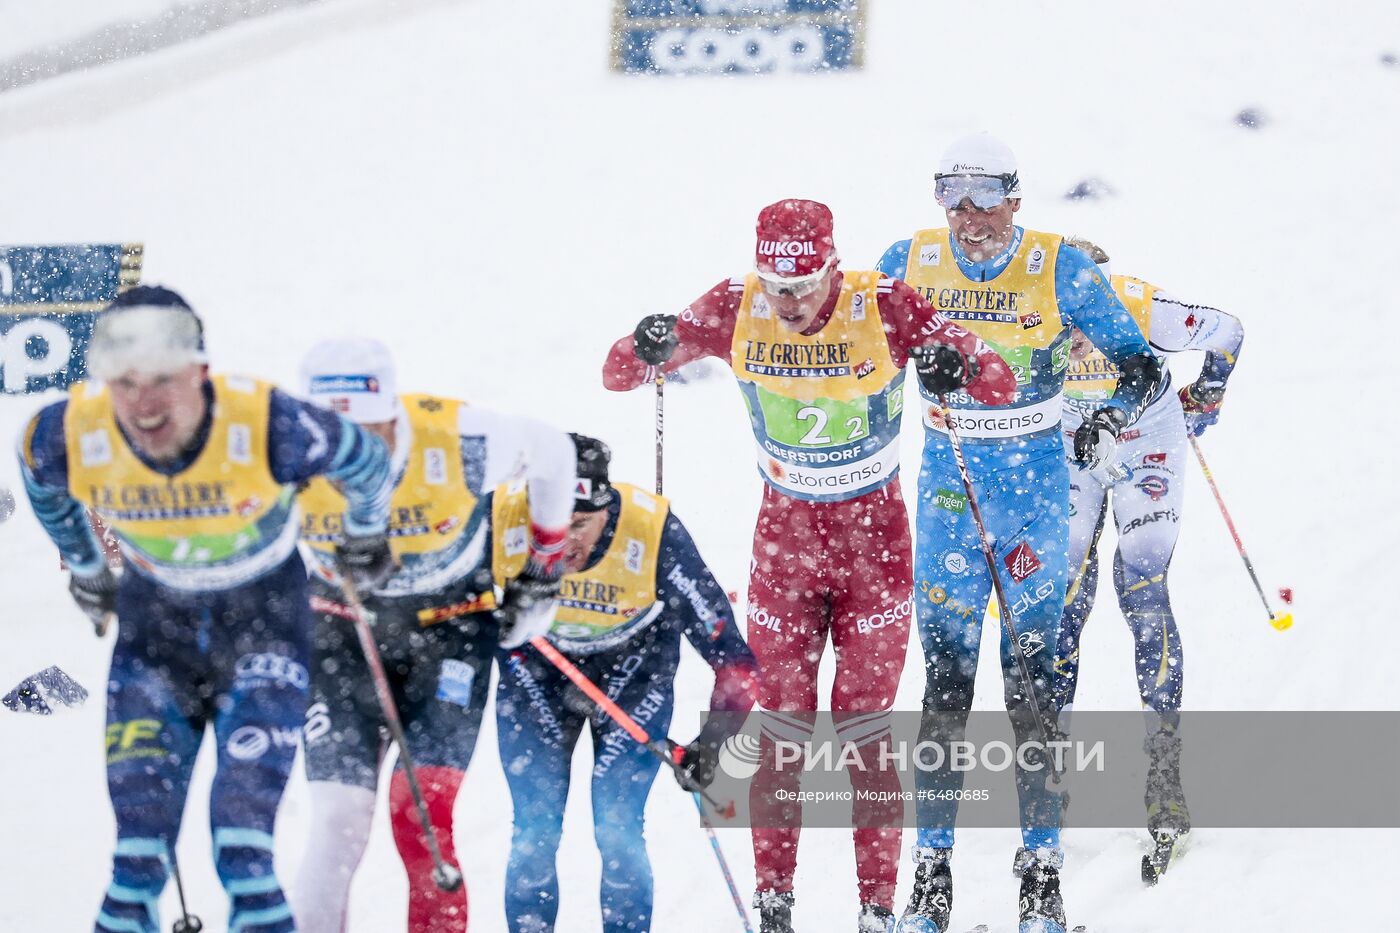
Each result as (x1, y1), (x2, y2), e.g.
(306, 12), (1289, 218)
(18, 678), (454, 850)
(98, 575), (203, 933)
(587, 643), (672, 933)
(208, 557), (310, 933)
(497, 648), (585, 933)
(914, 444), (1069, 854)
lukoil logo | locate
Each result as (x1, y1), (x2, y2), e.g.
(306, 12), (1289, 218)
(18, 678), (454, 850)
(758, 239), (819, 257)
(748, 604), (783, 633)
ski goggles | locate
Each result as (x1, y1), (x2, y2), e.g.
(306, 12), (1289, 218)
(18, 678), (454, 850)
(755, 255), (835, 298)
(934, 173), (1019, 211)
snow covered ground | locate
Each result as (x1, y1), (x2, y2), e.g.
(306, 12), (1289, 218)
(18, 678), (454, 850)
(2, 1), (1397, 929)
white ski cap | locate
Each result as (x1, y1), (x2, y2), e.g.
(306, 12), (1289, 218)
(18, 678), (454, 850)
(936, 132), (1022, 195)
(300, 337), (399, 424)
(87, 286), (207, 380)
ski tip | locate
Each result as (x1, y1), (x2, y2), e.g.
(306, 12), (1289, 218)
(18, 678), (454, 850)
(1270, 611), (1293, 631)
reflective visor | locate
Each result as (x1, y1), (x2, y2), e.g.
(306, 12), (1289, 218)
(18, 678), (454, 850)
(934, 174), (1017, 210)
(755, 255), (835, 298)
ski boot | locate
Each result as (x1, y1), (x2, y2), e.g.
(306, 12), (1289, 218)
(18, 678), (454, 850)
(755, 889), (795, 933)
(858, 902), (896, 932)
(1143, 726), (1191, 884)
(1017, 849), (1066, 933)
(896, 848), (952, 933)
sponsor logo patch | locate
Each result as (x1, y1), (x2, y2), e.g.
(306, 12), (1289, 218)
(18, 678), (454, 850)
(1136, 475), (1170, 502)
(934, 488), (967, 514)
(1003, 542), (1042, 583)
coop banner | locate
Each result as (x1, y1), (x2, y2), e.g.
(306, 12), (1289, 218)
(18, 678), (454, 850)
(613, 1), (865, 75)
(0, 244), (143, 394)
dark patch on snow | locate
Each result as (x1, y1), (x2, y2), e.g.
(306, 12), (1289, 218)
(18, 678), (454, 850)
(1064, 177), (1116, 201)
(1234, 107), (1268, 129)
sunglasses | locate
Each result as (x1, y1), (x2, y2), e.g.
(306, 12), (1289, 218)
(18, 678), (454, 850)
(934, 173), (1019, 210)
(756, 255), (835, 298)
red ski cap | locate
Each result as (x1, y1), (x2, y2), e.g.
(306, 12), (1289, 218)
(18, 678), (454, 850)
(754, 199), (836, 277)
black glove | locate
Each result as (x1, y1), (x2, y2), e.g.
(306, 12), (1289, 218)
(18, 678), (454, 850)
(1179, 380), (1226, 437)
(497, 566), (562, 649)
(910, 343), (978, 396)
(1072, 407), (1129, 470)
(335, 532), (395, 592)
(69, 568), (118, 636)
(633, 314), (678, 366)
(672, 738), (721, 792)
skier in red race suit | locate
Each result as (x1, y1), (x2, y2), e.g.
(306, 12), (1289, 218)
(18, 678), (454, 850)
(603, 200), (1016, 933)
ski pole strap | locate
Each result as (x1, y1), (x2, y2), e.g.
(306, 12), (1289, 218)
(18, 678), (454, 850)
(529, 636), (653, 745)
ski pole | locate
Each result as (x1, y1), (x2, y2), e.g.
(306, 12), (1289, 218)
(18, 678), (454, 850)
(526, 637), (753, 932)
(168, 841), (203, 933)
(937, 395), (1062, 783)
(654, 368), (665, 496)
(340, 580), (464, 891)
(1188, 435), (1293, 631)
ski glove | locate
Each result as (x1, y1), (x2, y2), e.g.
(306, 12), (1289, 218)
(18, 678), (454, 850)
(1073, 406), (1128, 470)
(335, 532), (396, 592)
(910, 343), (979, 397)
(671, 738), (721, 792)
(1179, 380), (1225, 437)
(633, 314), (678, 366)
(69, 568), (118, 636)
(497, 564), (561, 649)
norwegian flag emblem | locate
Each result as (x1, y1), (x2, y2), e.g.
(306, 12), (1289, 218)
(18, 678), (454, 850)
(1004, 542), (1042, 583)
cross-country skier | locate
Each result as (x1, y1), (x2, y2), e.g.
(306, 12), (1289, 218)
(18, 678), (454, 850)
(289, 338), (575, 933)
(492, 433), (758, 933)
(15, 286), (394, 933)
(875, 135), (1162, 933)
(1051, 237), (1244, 873)
(604, 200), (1015, 933)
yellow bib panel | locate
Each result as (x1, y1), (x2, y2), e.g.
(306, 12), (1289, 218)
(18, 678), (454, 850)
(728, 271), (906, 501)
(1063, 275), (1156, 414)
(299, 394), (485, 596)
(65, 374), (297, 591)
(492, 482), (667, 655)
(901, 228), (1072, 441)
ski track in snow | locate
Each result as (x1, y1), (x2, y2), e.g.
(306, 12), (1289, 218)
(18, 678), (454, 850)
(2, 1), (1396, 930)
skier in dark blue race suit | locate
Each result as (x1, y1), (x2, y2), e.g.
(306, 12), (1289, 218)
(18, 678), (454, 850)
(16, 287), (394, 933)
(488, 435), (757, 933)
(876, 136), (1161, 933)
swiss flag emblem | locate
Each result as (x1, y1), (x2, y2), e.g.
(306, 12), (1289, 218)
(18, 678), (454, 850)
(1004, 542), (1042, 583)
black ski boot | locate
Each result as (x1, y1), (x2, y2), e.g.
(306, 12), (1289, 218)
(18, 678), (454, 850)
(1145, 726), (1191, 838)
(857, 902), (896, 932)
(1018, 850), (1066, 933)
(896, 848), (952, 932)
(1142, 726), (1191, 883)
(755, 889), (795, 933)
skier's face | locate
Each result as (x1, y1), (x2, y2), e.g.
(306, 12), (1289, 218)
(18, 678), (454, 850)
(762, 267), (839, 332)
(564, 508), (610, 573)
(107, 363), (210, 463)
(946, 197), (1019, 261)
(1069, 328), (1093, 361)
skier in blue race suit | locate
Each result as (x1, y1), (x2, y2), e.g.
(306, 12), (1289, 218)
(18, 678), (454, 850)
(490, 435), (757, 933)
(875, 136), (1162, 933)
(16, 287), (393, 933)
